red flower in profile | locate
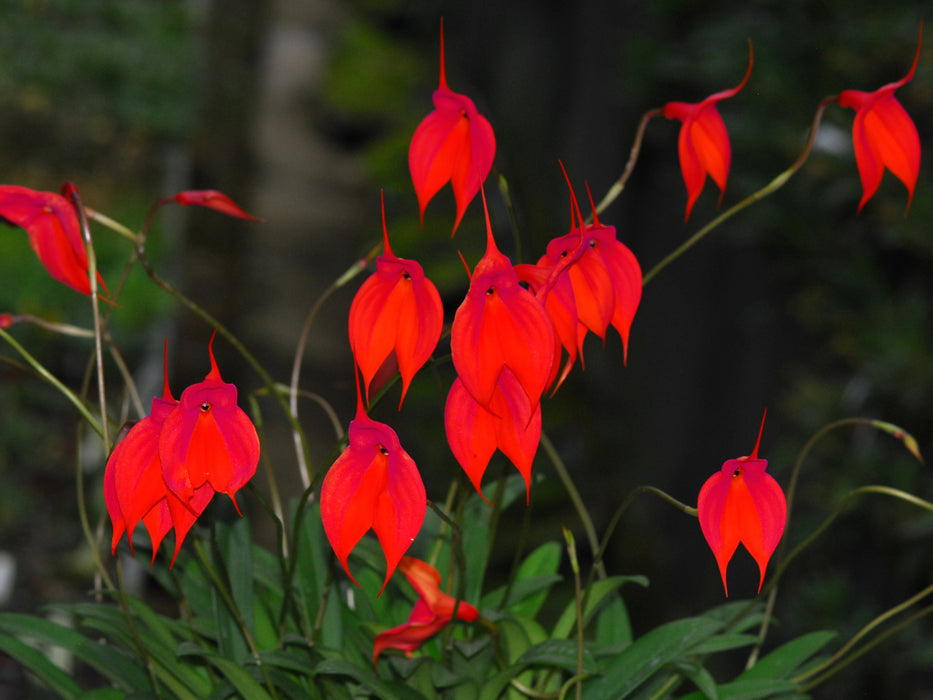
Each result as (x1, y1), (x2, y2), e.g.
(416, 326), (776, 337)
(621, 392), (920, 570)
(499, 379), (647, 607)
(409, 19), (496, 235)
(170, 189), (262, 221)
(321, 376), (426, 593)
(450, 188), (554, 412)
(0, 183), (107, 295)
(662, 44), (753, 220)
(837, 25), (923, 212)
(445, 367), (541, 503)
(104, 343), (215, 565)
(697, 410), (787, 596)
(373, 556), (479, 667)
(159, 333), (260, 513)
(348, 193), (443, 406)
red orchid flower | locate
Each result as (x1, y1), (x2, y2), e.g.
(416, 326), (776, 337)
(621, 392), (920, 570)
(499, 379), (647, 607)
(373, 556), (479, 667)
(348, 193), (444, 407)
(535, 175), (642, 373)
(409, 19), (496, 235)
(321, 376), (426, 593)
(445, 367), (542, 503)
(837, 24), (922, 212)
(170, 189), (262, 221)
(450, 188), (554, 412)
(0, 183), (107, 295)
(159, 333), (260, 512)
(697, 410), (787, 596)
(662, 43), (753, 221)
(104, 343), (215, 565)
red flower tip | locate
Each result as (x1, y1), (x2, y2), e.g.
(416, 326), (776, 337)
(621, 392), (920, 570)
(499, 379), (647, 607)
(445, 368), (541, 503)
(697, 409), (787, 596)
(837, 24), (923, 213)
(348, 193), (444, 407)
(159, 334), (260, 513)
(662, 42), (753, 221)
(321, 386), (427, 594)
(409, 20), (496, 235)
(373, 556), (479, 667)
(450, 187), (554, 411)
(172, 189), (262, 221)
(0, 184), (107, 295)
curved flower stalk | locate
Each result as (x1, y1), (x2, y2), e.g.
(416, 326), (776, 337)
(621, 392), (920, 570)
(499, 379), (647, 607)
(0, 183), (108, 295)
(348, 193), (443, 407)
(373, 556), (479, 667)
(836, 24), (922, 212)
(698, 410), (787, 595)
(662, 42), (753, 221)
(409, 19), (496, 235)
(320, 374), (426, 593)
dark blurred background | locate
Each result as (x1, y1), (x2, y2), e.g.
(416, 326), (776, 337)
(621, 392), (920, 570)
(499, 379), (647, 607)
(1, 0), (932, 697)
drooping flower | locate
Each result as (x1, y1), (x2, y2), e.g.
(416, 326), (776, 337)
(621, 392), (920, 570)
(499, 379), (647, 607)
(159, 333), (261, 512)
(321, 375), (426, 593)
(697, 410), (787, 596)
(409, 19), (496, 235)
(170, 189), (262, 221)
(445, 367), (542, 502)
(837, 24), (923, 212)
(104, 343), (215, 565)
(450, 188), (554, 411)
(0, 183), (107, 295)
(373, 556), (479, 667)
(662, 43), (753, 221)
(348, 193), (444, 406)
(532, 174), (642, 378)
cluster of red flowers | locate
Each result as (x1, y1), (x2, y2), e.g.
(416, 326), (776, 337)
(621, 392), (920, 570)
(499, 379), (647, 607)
(0, 18), (922, 665)
(104, 336), (260, 564)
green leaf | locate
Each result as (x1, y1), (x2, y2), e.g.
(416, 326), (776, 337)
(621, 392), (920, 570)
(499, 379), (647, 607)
(676, 678), (801, 700)
(674, 659), (719, 700)
(552, 575), (648, 640)
(0, 633), (81, 699)
(313, 658), (426, 700)
(0, 612), (151, 692)
(581, 616), (722, 700)
(481, 574), (563, 612)
(208, 656), (275, 700)
(740, 631), (836, 681)
(509, 542), (562, 617)
(220, 518), (256, 637)
(595, 593), (633, 646)
(516, 639), (598, 674)
(691, 633), (760, 655)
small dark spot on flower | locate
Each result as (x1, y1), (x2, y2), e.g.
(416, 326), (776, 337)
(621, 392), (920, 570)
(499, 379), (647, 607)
(589, 239), (597, 248)
(379, 446), (389, 456)
(200, 402), (211, 412)
(486, 287), (495, 296)
(560, 250), (568, 258)
(403, 271), (411, 280)
(732, 467), (742, 478)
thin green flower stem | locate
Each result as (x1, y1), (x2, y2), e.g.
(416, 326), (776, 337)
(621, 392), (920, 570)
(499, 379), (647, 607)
(562, 528), (584, 700)
(747, 417), (917, 668)
(14, 314), (95, 338)
(247, 395), (287, 555)
(496, 172), (523, 264)
(594, 108), (663, 217)
(558, 674), (593, 700)
(642, 98), (833, 287)
(107, 338), (145, 419)
(289, 245), (379, 490)
(428, 481), (459, 568)
(85, 207), (139, 242)
(0, 329), (103, 435)
(540, 431), (606, 580)
(794, 582), (933, 686)
(511, 677), (559, 698)
(74, 425), (115, 591)
(269, 383), (344, 442)
(115, 557), (164, 698)
(646, 673), (683, 700)
(437, 494), (471, 659)
(801, 602), (933, 691)
(71, 188), (110, 451)
(582, 485), (695, 619)
(193, 539), (279, 700)
(277, 481), (319, 640)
